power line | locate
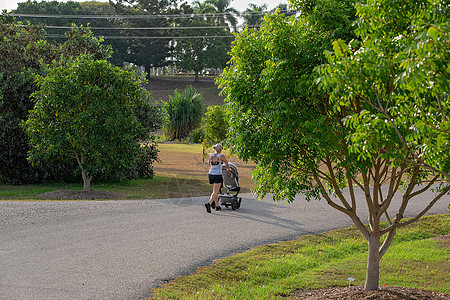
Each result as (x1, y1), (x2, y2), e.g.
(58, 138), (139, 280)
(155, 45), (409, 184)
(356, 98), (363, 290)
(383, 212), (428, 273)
(7, 10), (294, 20)
(12, 20), (259, 32)
(8, 12), (238, 19)
(45, 34), (235, 39)
(28, 25), (230, 30)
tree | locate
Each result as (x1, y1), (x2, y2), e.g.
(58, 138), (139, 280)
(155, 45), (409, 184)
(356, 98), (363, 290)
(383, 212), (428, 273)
(242, 3), (267, 28)
(325, 0), (449, 179)
(23, 54), (158, 191)
(0, 19), (113, 184)
(172, 2), (232, 81)
(0, 21), (56, 184)
(271, 4), (296, 17)
(203, 105), (228, 145)
(60, 24), (113, 60)
(107, 0), (178, 73)
(217, 0), (449, 291)
(12, 0), (173, 72)
(204, 0), (239, 31)
(192, 0), (215, 14)
(163, 86), (204, 140)
(316, 0), (449, 288)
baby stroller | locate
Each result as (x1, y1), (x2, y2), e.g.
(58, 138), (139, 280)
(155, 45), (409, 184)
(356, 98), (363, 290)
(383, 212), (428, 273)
(218, 162), (242, 210)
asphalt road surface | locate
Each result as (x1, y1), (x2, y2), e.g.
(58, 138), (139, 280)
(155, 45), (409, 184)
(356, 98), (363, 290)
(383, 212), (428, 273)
(1, 188), (448, 300)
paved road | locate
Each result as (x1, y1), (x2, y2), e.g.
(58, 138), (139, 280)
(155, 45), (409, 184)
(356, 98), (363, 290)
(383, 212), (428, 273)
(1, 189), (448, 300)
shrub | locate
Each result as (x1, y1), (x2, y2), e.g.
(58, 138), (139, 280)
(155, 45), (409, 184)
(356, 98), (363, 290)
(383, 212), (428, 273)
(164, 86), (205, 140)
(203, 105), (229, 146)
(135, 140), (159, 178)
(189, 127), (206, 143)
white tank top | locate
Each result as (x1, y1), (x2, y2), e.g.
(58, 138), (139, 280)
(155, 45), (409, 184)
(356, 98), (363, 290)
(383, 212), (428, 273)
(209, 153), (222, 175)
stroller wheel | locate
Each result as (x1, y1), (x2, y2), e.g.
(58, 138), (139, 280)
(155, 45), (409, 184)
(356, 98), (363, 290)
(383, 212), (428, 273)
(231, 201), (239, 210)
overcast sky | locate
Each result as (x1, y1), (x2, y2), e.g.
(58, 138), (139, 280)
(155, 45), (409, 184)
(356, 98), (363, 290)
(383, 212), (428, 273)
(1, 0), (289, 13)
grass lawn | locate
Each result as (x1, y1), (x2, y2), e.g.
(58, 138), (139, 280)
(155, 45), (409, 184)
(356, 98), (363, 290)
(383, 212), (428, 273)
(0, 143), (256, 200)
(150, 214), (450, 299)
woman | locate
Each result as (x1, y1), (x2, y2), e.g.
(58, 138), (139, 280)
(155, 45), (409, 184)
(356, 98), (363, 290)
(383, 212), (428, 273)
(205, 143), (231, 213)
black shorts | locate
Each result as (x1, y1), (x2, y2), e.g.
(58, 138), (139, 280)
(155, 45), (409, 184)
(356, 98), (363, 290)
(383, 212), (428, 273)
(209, 174), (223, 184)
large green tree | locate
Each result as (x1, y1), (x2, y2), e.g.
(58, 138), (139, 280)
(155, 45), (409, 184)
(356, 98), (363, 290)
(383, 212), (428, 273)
(0, 20), (111, 184)
(319, 0), (449, 179)
(23, 54), (159, 191)
(218, 0), (448, 291)
(11, 0), (174, 71)
(107, 0), (180, 72)
(172, 2), (232, 81)
(0, 21), (56, 183)
(317, 0), (449, 288)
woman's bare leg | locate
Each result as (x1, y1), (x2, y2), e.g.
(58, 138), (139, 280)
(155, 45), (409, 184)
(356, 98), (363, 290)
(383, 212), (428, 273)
(209, 183), (221, 206)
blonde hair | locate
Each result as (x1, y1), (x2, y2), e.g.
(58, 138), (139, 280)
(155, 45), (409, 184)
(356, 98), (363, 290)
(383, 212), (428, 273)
(213, 143), (223, 152)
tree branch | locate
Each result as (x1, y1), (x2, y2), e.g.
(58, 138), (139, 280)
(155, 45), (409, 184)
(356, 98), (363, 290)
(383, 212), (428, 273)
(324, 156), (353, 211)
(361, 171), (377, 220)
(379, 228), (396, 257)
(381, 184), (450, 235)
(313, 172), (370, 239)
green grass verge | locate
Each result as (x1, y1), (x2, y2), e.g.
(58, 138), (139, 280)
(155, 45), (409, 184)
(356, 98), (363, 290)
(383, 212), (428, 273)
(0, 175), (212, 200)
(150, 214), (450, 299)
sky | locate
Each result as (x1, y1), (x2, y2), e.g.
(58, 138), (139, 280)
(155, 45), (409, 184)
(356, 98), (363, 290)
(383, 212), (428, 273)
(1, 0), (289, 13)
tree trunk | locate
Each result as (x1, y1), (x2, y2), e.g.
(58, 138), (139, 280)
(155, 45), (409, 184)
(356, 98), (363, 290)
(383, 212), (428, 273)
(365, 235), (381, 290)
(194, 70), (199, 82)
(81, 169), (91, 192)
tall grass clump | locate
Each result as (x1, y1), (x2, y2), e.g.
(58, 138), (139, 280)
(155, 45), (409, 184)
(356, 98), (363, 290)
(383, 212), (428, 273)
(164, 86), (204, 140)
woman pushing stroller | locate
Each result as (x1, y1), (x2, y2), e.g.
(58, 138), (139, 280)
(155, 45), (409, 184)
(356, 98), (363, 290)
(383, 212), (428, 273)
(205, 143), (232, 213)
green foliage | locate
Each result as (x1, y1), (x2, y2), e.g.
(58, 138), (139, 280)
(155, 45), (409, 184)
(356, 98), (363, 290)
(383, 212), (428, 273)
(0, 21), (58, 184)
(203, 105), (228, 146)
(189, 127), (206, 143)
(12, 0), (171, 71)
(134, 95), (163, 138)
(243, 3), (267, 27)
(172, 9), (232, 81)
(164, 86), (205, 140)
(317, 0), (449, 179)
(23, 54), (159, 190)
(135, 140), (159, 179)
(218, 0), (449, 290)
(60, 24), (112, 60)
(0, 20), (121, 184)
(205, 0), (240, 29)
(218, 5), (357, 202)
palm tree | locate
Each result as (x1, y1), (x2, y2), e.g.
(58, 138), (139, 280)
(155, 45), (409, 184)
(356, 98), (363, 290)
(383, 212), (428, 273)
(192, 0), (216, 23)
(204, 0), (240, 30)
(243, 3), (267, 28)
(192, 0), (215, 14)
